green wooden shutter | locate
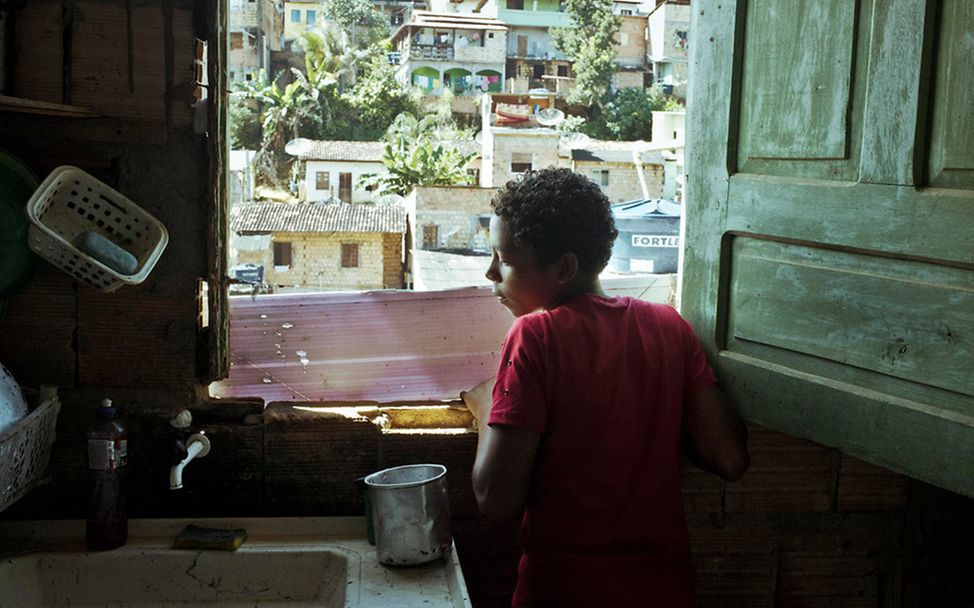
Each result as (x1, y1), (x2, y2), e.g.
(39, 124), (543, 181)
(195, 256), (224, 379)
(683, 0), (974, 497)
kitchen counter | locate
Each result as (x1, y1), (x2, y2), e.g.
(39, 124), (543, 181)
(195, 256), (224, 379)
(0, 516), (471, 607)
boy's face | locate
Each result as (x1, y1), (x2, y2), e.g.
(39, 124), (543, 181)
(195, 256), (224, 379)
(485, 215), (563, 317)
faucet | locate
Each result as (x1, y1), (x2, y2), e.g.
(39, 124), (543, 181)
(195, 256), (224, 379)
(170, 433), (211, 490)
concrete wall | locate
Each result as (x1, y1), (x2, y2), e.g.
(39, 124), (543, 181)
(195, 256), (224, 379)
(485, 130), (561, 186)
(405, 185), (499, 251)
(614, 15), (648, 68)
(575, 160), (665, 202)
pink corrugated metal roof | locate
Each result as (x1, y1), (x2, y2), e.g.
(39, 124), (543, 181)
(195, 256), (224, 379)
(210, 287), (514, 403)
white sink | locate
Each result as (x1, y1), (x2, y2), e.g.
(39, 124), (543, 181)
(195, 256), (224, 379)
(0, 517), (471, 608)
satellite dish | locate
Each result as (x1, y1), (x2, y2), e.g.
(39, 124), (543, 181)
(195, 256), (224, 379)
(559, 131), (591, 149)
(536, 108), (565, 127)
(474, 130), (483, 145)
(284, 138), (314, 156)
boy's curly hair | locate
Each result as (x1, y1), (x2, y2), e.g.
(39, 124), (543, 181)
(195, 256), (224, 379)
(491, 167), (618, 273)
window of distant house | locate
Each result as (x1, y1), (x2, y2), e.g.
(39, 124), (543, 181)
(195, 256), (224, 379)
(621, 9), (632, 15)
(511, 152), (532, 175)
(620, 32), (629, 45)
(274, 241), (293, 267)
(341, 243), (360, 268)
(593, 169), (609, 187)
(291, 9), (300, 22)
(422, 225), (439, 250)
(557, 64), (568, 77)
(507, 0), (524, 9)
(230, 32), (244, 50)
(316, 171), (330, 190)
(306, 10), (316, 25)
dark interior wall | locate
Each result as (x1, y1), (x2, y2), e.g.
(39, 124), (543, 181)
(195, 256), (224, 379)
(1, 3), (973, 608)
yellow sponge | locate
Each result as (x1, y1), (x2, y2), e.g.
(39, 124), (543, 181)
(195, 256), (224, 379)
(172, 525), (247, 551)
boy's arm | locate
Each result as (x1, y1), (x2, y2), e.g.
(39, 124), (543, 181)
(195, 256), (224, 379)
(683, 384), (750, 481)
(461, 377), (540, 521)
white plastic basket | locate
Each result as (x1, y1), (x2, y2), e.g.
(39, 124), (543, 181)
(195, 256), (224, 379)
(26, 166), (169, 292)
(0, 391), (61, 514)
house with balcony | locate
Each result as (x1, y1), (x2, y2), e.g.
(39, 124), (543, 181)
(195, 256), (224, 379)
(373, 0), (430, 34)
(391, 11), (508, 95)
(495, 0), (572, 95)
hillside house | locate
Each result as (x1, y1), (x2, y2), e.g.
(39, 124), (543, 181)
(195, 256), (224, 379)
(228, 0), (284, 84)
(230, 201), (407, 290)
(282, 0), (320, 46)
(613, 6), (651, 90)
(296, 140), (389, 204)
(645, 0), (689, 97)
(391, 11), (508, 95)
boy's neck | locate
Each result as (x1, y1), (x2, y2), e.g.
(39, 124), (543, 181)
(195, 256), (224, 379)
(546, 275), (606, 310)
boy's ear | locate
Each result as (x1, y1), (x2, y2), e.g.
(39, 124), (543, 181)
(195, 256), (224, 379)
(554, 252), (579, 285)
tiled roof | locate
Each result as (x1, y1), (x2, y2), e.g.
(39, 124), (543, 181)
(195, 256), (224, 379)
(231, 202), (406, 234)
(393, 10), (507, 40)
(408, 11), (507, 30)
(298, 139), (480, 161)
(298, 140), (386, 161)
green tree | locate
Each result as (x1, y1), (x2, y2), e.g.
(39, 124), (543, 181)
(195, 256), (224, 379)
(601, 85), (681, 141)
(348, 55), (421, 140)
(551, 0), (621, 110)
(228, 100), (262, 149)
(360, 114), (476, 197)
(322, 0), (388, 48)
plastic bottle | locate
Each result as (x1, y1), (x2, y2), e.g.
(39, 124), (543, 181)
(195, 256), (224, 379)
(85, 398), (128, 550)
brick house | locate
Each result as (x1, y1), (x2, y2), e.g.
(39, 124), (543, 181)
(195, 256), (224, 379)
(230, 202), (407, 291)
(228, 0), (283, 84)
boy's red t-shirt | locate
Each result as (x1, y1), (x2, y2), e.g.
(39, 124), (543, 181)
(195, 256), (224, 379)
(488, 295), (717, 607)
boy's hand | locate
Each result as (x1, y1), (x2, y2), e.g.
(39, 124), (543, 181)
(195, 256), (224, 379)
(460, 376), (496, 423)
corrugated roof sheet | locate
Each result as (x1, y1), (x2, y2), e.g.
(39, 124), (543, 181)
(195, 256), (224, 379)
(210, 288), (514, 402)
(298, 140), (386, 161)
(230, 202), (407, 234)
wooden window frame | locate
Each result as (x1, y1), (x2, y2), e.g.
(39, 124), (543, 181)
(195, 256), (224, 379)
(273, 241), (293, 267)
(315, 171), (330, 190)
(341, 243), (360, 268)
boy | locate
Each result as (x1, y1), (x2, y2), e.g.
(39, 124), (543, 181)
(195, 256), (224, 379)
(461, 168), (749, 607)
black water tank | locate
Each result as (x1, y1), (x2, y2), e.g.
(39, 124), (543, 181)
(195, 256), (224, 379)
(607, 198), (681, 274)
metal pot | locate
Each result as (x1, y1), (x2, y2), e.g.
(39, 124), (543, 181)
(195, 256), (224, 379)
(363, 463), (452, 566)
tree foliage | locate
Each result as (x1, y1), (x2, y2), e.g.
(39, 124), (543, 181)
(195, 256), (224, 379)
(599, 85), (682, 141)
(321, 0), (388, 48)
(359, 114), (476, 197)
(551, 0), (621, 109)
(232, 27), (417, 185)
